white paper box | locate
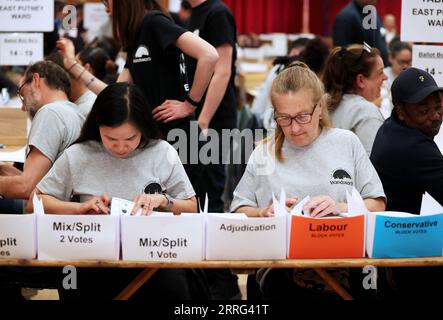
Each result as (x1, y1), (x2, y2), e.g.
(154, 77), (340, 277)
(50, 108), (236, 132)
(205, 213), (286, 260)
(37, 214), (120, 261)
(0, 214), (36, 259)
(121, 213), (204, 262)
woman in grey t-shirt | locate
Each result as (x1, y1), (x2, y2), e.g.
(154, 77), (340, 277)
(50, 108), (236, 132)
(33, 83), (196, 216)
(322, 44), (387, 155)
(29, 83), (199, 300)
(231, 62), (386, 299)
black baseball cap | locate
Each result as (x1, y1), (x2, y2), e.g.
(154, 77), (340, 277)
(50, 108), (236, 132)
(391, 67), (443, 105)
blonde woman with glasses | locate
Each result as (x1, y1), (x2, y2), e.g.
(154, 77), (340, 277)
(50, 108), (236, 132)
(230, 62), (385, 299)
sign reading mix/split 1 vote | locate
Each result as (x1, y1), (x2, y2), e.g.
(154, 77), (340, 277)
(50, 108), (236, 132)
(401, 0), (443, 43)
(413, 45), (443, 87)
(0, 0), (54, 32)
(0, 33), (43, 66)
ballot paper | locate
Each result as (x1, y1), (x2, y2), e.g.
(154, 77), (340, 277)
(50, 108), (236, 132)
(420, 193), (443, 216)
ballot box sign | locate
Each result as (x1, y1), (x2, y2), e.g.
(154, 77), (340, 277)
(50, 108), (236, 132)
(0, 33), (43, 66)
(0, 214), (36, 259)
(401, 0), (443, 43)
(367, 212), (443, 258)
(0, 0), (54, 32)
(37, 214), (120, 261)
(413, 45), (443, 87)
(121, 213), (204, 262)
(288, 215), (365, 259)
(205, 214), (287, 260)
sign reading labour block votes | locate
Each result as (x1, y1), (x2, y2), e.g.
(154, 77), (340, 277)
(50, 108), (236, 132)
(401, 0), (443, 43)
(0, 0), (54, 32)
(0, 33), (43, 66)
(413, 45), (443, 87)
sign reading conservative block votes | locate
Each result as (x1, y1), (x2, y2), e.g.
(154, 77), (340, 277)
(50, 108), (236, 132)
(401, 0), (443, 43)
(0, 0), (53, 32)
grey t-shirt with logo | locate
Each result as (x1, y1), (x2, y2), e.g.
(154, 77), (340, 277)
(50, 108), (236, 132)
(37, 140), (195, 202)
(230, 128), (385, 212)
(27, 100), (85, 163)
(330, 94), (384, 156)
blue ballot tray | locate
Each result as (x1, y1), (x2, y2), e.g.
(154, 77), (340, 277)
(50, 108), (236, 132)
(367, 212), (443, 258)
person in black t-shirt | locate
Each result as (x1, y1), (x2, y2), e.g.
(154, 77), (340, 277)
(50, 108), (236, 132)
(57, 0), (218, 200)
(187, 0), (240, 301)
(56, 0), (219, 300)
(371, 67), (443, 299)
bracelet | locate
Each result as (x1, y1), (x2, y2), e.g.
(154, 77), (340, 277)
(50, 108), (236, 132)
(76, 68), (86, 80)
(86, 77), (96, 88)
(68, 60), (78, 72)
(185, 94), (200, 107)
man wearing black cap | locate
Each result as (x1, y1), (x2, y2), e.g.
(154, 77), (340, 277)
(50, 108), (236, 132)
(370, 67), (443, 298)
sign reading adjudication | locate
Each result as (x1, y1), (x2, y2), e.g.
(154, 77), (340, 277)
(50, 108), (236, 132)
(0, 0), (54, 32)
(0, 214), (36, 259)
(413, 45), (443, 87)
(206, 214), (286, 260)
(401, 0), (443, 43)
(0, 33), (43, 66)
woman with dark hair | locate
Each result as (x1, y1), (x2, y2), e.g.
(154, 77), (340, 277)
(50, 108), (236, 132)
(30, 82), (196, 216)
(380, 41), (412, 118)
(322, 44), (387, 155)
(27, 82), (198, 300)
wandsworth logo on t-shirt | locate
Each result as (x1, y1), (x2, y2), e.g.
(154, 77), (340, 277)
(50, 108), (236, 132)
(134, 45), (152, 63)
(330, 169), (353, 186)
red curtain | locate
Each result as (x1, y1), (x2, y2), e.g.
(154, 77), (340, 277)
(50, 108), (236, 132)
(223, 0), (302, 34)
(222, 0), (402, 36)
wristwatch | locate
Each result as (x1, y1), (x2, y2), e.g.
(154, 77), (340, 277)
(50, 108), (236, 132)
(162, 193), (174, 211)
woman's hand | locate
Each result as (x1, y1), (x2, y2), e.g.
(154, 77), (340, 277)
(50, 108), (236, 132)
(259, 197), (298, 217)
(56, 38), (77, 70)
(303, 195), (347, 218)
(152, 100), (195, 123)
(132, 194), (168, 216)
(78, 194), (110, 215)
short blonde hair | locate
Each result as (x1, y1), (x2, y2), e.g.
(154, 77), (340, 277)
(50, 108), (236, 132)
(264, 61), (332, 161)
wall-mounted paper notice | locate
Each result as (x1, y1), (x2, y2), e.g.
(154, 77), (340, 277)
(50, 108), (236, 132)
(401, 0), (443, 43)
(413, 45), (443, 87)
(0, 0), (54, 32)
(0, 33), (43, 66)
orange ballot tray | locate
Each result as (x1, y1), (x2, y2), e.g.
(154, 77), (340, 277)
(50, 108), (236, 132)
(288, 215), (365, 259)
(283, 188), (367, 259)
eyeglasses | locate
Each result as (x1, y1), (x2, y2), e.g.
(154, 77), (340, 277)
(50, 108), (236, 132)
(274, 103), (319, 127)
(394, 58), (412, 66)
(17, 74), (44, 102)
(355, 42), (372, 65)
(17, 80), (30, 102)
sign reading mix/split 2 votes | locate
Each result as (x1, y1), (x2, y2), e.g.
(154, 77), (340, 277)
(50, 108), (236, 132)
(0, 33), (43, 66)
(413, 45), (443, 87)
(0, 0), (54, 32)
(401, 0), (443, 43)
